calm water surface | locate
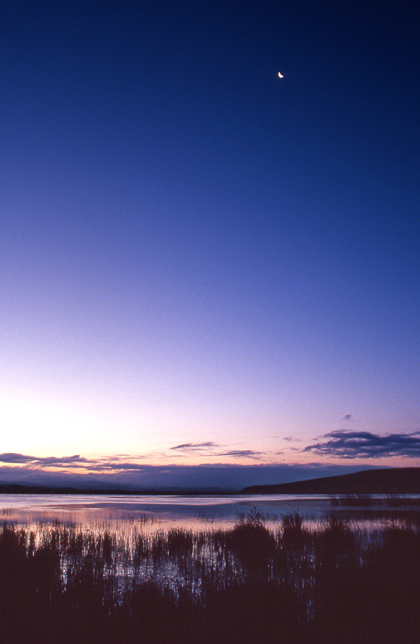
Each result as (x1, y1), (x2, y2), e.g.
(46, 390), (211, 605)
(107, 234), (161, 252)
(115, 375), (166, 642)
(1, 493), (419, 532)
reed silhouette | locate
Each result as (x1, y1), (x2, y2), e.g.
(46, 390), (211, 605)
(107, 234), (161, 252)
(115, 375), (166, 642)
(1, 511), (419, 643)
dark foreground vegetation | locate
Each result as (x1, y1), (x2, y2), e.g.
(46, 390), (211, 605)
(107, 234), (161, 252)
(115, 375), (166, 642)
(330, 493), (420, 507)
(1, 512), (420, 644)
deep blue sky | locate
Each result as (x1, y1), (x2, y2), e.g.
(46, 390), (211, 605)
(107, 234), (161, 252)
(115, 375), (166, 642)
(1, 1), (419, 487)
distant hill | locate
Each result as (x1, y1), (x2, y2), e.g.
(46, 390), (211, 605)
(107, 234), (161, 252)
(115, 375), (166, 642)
(241, 468), (420, 495)
(0, 482), (236, 495)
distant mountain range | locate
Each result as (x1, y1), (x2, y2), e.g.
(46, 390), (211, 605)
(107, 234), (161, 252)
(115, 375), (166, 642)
(0, 482), (236, 495)
(241, 467), (420, 495)
(1, 467), (419, 496)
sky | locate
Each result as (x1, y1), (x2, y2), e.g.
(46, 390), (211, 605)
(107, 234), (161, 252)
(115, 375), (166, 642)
(1, 0), (419, 489)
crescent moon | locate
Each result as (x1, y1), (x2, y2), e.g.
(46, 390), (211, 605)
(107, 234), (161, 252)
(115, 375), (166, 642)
(278, 72), (284, 79)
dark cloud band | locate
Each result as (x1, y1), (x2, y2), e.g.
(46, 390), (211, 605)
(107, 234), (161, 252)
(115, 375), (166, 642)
(0, 453), (85, 466)
(304, 430), (420, 459)
(218, 450), (262, 459)
(170, 442), (217, 452)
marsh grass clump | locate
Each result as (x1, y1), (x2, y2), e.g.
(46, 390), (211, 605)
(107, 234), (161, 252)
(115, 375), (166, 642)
(229, 511), (275, 568)
(100, 531), (114, 565)
(167, 527), (194, 558)
(320, 515), (356, 555)
(386, 495), (420, 507)
(281, 512), (307, 550)
(133, 532), (149, 564)
(330, 494), (376, 507)
(151, 531), (167, 560)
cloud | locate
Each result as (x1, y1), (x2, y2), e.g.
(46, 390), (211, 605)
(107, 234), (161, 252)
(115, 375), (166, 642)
(37, 455), (87, 466)
(304, 430), (420, 459)
(0, 453), (155, 473)
(169, 443), (264, 460)
(170, 442), (218, 452)
(0, 453), (34, 464)
(0, 453), (87, 466)
(86, 461), (147, 472)
(218, 449), (262, 459)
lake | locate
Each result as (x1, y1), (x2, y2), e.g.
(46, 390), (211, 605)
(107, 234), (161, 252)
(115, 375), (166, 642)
(1, 492), (419, 532)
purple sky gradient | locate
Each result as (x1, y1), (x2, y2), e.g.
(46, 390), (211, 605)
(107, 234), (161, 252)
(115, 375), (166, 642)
(1, 1), (419, 488)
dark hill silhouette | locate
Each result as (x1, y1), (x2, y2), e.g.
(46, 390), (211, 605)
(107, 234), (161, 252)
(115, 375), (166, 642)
(0, 482), (237, 495)
(241, 468), (420, 495)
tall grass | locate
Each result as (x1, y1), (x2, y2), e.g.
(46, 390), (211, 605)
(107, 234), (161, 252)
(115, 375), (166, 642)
(1, 513), (419, 643)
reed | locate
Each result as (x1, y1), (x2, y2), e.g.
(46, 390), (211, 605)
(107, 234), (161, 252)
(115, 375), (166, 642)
(1, 514), (419, 643)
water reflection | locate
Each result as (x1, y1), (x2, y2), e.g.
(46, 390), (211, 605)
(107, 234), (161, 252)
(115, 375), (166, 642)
(0, 493), (321, 530)
(1, 493), (419, 532)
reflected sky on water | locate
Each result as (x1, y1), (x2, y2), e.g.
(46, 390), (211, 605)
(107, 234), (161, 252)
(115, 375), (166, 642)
(1, 494), (419, 533)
